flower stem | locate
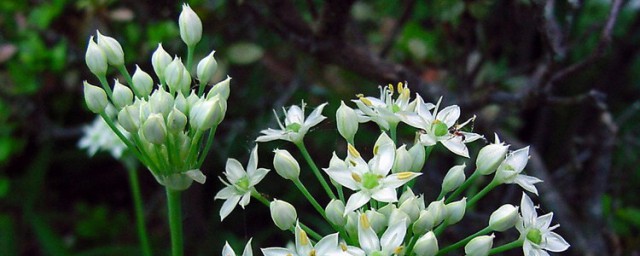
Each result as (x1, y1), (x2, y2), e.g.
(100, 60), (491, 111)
(437, 226), (492, 255)
(446, 171), (480, 204)
(295, 142), (337, 199)
(97, 75), (114, 102)
(186, 46), (195, 77)
(251, 190), (270, 207)
(123, 158), (152, 256)
(292, 179), (326, 218)
(466, 180), (500, 208)
(196, 126), (218, 167)
(116, 65), (139, 97)
(489, 239), (524, 255)
(166, 188), (183, 256)
(298, 222), (323, 241)
(389, 122), (398, 143)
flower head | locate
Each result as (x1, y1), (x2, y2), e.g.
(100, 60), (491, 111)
(494, 147), (543, 195)
(256, 102), (328, 144)
(517, 193), (570, 256)
(353, 82), (418, 130)
(262, 221), (363, 256)
(215, 146), (270, 220)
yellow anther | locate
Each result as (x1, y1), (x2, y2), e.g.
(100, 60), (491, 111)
(397, 82), (404, 94)
(360, 213), (371, 229)
(351, 172), (362, 182)
(397, 172), (414, 180)
(373, 145), (379, 155)
(394, 245), (405, 254)
(310, 249), (316, 256)
(299, 229), (309, 246)
(348, 144), (361, 158)
(349, 160), (357, 166)
(340, 243), (348, 251)
(356, 93), (364, 98)
(388, 83), (394, 93)
(359, 96), (373, 106)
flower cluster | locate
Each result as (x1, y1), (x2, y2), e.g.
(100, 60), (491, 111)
(217, 82), (569, 256)
(83, 4), (228, 190)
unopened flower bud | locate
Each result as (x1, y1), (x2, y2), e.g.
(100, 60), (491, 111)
(442, 164), (466, 193)
(96, 30), (124, 66)
(118, 104), (141, 133)
(149, 87), (174, 117)
(207, 76), (231, 101)
(445, 197), (466, 225)
(325, 199), (346, 226)
(476, 134), (509, 175)
(180, 69), (192, 95)
(142, 114), (167, 145)
(167, 108), (188, 133)
(366, 209), (387, 233)
(197, 50), (218, 84)
(392, 145), (412, 173)
(270, 199), (297, 230)
(165, 57), (186, 94)
(427, 199), (447, 226)
(83, 81), (108, 113)
(85, 36), (107, 77)
(112, 79), (133, 109)
(413, 210), (434, 235)
(174, 92), (188, 115)
(273, 149), (300, 180)
(336, 101), (358, 142)
(409, 142), (426, 172)
(399, 196), (421, 222)
(152, 44), (172, 84)
(190, 96), (226, 130)
(179, 4), (202, 47)
(399, 188), (416, 205)
(413, 231), (438, 256)
(132, 65), (154, 97)
(489, 204), (519, 231)
(464, 234), (494, 256)
(186, 91), (200, 111)
(388, 208), (410, 228)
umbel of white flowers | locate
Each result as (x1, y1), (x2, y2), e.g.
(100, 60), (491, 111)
(83, 4), (229, 190)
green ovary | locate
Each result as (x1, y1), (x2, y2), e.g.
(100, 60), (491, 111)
(235, 177), (250, 191)
(527, 229), (542, 245)
(362, 172), (381, 190)
(433, 121), (448, 137)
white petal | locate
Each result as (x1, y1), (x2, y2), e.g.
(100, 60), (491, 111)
(242, 238), (253, 256)
(383, 172), (421, 189)
(358, 214), (381, 253)
(399, 112), (428, 129)
(419, 133), (437, 146)
(255, 129), (286, 142)
(380, 219), (407, 253)
(505, 147), (530, 172)
(315, 233), (339, 254)
(542, 231), (570, 252)
(220, 194), (241, 220)
(222, 241), (236, 256)
(239, 192), (251, 208)
(185, 169), (206, 184)
(460, 132), (483, 143)
(215, 186), (237, 200)
(285, 105), (304, 126)
(441, 137), (470, 158)
(520, 193), (537, 225)
(371, 187), (398, 203)
(514, 174), (543, 195)
(249, 168), (270, 186)
(260, 247), (296, 256)
(345, 191), (371, 214)
(225, 158), (247, 182)
(304, 102), (328, 128)
(247, 146), (259, 175)
(536, 212), (554, 230)
(324, 167), (359, 190)
(370, 133), (395, 176)
(436, 105), (460, 127)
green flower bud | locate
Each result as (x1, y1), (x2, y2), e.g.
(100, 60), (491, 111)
(83, 81), (108, 113)
(149, 87), (174, 118)
(179, 4), (202, 47)
(488, 204), (519, 231)
(270, 199), (297, 230)
(207, 76), (231, 101)
(272, 149), (300, 180)
(388, 208), (410, 228)
(325, 199), (346, 226)
(197, 50), (218, 85)
(408, 142), (426, 172)
(442, 164), (466, 193)
(179, 69), (192, 95)
(399, 196), (421, 222)
(167, 108), (188, 133)
(336, 101), (358, 143)
(85, 36), (107, 77)
(476, 134), (509, 175)
(190, 97), (226, 131)
(445, 197), (466, 225)
(464, 234), (494, 256)
(165, 57), (186, 94)
(186, 91), (200, 111)
(174, 92), (188, 115)
(132, 65), (153, 97)
(155, 173), (193, 191)
(413, 231), (438, 256)
(118, 104), (141, 133)
(392, 145), (413, 173)
(96, 30), (124, 66)
(112, 79), (133, 109)
(366, 209), (387, 234)
(152, 43), (172, 84)
(142, 113), (167, 145)
(413, 210), (434, 236)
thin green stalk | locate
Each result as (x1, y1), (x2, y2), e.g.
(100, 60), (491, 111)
(116, 65), (139, 97)
(292, 179), (326, 218)
(196, 126), (218, 167)
(187, 130), (204, 165)
(186, 46), (195, 76)
(405, 236), (419, 255)
(166, 188), (183, 256)
(436, 190), (447, 201)
(298, 222), (323, 241)
(437, 226), (492, 255)
(97, 75), (114, 101)
(99, 113), (145, 165)
(123, 159), (152, 256)
(250, 191), (324, 241)
(466, 180), (500, 208)
(446, 171), (480, 203)
(489, 239), (524, 255)
(251, 190), (270, 207)
(434, 220), (449, 237)
(295, 142), (336, 199)
(389, 122), (398, 143)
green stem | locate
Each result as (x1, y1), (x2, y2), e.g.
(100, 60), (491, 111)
(489, 239), (524, 255)
(187, 130), (204, 165)
(389, 122), (398, 143)
(251, 190), (270, 207)
(97, 75), (114, 102)
(434, 220), (449, 237)
(196, 126), (218, 167)
(123, 159), (152, 256)
(405, 236), (419, 255)
(466, 180), (500, 208)
(292, 179), (326, 218)
(99, 113), (145, 165)
(446, 171), (480, 204)
(186, 46), (195, 76)
(116, 65), (139, 97)
(436, 190), (447, 201)
(298, 222), (323, 241)
(166, 188), (183, 256)
(295, 142), (336, 199)
(437, 227), (492, 255)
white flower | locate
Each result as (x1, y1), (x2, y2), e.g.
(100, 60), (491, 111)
(324, 133), (421, 214)
(214, 146), (269, 220)
(78, 116), (128, 159)
(357, 213), (407, 256)
(517, 193), (570, 256)
(400, 97), (482, 158)
(256, 102), (328, 144)
(494, 147), (543, 195)
(353, 82), (417, 130)
(222, 238), (253, 256)
(261, 222), (364, 256)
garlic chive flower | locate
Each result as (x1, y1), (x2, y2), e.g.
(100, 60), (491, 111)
(358, 213), (408, 256)
(336, 100), (359, 143)
(222, 238), (253, 256)
(465, 234), (495, 256)
(83, 81), (108, 114)
(179, 4), (202, 47)
(262, 222), (364, 256)
(256, 102), (328, 144)
(401, 97), (482, 157)
(476, 133), (509, 175)
(96, 30), (124, 67)
(85, 36), (107, 77)
(353, 82), (418, 130)
(269, 199), (297, 230)
(78, 116), (128, 159)
(324, 133), (421, 214)
(494, 147), (543, 195)
(517, 193), (570, 256)
(151, 43), (172, 85)
(215, 146), (270, 220)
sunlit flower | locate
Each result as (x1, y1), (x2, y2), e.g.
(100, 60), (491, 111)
(517, 193), (570, 256)
(353, 82), (418, 130)
(261, 221), (364, 256)
(215, 146), (269, 220)
(494, 147), (543, 195)
(223, 238), (253, 256)
(256, 102), (328, 144)
(400, 97), (482, 157)
(324, 133), (421, 214)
